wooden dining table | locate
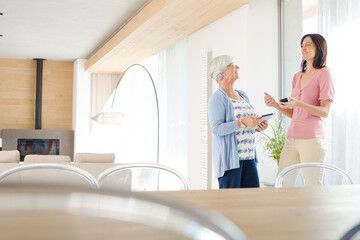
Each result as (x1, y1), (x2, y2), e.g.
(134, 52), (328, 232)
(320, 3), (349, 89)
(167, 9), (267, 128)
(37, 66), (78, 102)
(152, 185), (360, 240)
(1, 184), (359, 239)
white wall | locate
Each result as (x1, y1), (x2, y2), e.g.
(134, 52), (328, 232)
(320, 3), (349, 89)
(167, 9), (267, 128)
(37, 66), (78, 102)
(187, 0), (280, 189)
(283, 0), (303, 99)
(72, 59), (91, 154)
(246, 0), (280, 185)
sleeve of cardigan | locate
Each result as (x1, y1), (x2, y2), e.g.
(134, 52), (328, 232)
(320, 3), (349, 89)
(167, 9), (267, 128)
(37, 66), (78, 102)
(208, 93), (239, 137)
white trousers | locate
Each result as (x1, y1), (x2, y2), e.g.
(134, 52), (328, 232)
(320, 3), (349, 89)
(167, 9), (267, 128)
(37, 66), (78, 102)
(278, 138), (328, 186)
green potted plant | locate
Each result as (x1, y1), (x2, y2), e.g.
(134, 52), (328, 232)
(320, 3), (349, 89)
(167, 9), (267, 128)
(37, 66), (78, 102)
(261, 115), (287, 165)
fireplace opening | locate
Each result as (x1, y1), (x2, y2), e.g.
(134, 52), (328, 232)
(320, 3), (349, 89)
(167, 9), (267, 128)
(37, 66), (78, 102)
(2, 129), (74, 161)
(17, 138), (60, 162)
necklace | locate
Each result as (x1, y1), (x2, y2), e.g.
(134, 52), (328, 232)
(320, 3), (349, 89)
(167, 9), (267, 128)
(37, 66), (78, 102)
(305, 65), (316, 74)
(306, 68), (315, 74)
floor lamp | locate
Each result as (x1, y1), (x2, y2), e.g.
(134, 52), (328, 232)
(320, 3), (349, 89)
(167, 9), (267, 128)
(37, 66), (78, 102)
(92, 64), (159, 164)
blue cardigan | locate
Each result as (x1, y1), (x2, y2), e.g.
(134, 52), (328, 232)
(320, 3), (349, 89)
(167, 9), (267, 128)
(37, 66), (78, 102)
(208, 87), (256, 178)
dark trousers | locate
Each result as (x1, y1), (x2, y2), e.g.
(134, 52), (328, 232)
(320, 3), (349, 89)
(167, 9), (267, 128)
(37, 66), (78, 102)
(218, 160), (260, 189)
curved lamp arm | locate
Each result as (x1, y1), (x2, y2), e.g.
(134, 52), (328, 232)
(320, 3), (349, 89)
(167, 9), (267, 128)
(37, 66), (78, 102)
(92, 64), (159, 164)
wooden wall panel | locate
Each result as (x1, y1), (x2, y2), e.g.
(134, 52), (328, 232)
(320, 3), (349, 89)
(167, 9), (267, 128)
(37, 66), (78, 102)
(0, 59), (36, 138)
(0, 59), (73, 138)
(42, 61), (73, 130)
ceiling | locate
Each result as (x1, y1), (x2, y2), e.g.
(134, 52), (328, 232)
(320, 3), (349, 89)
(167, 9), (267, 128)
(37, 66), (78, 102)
(0, 0), (252, 72)
(0, 0), (149, 61)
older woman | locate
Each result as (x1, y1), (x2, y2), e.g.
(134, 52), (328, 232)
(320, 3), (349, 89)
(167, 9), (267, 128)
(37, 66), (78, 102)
(208, 55), (268, 189)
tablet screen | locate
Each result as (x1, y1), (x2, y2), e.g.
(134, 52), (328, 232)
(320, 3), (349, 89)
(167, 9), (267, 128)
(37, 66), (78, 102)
(254, 113), (274, 130)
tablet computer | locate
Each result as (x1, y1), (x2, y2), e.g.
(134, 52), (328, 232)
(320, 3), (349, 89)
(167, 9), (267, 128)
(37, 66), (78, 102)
(257, 113), (274, 122)
(254, 113), (274, 130)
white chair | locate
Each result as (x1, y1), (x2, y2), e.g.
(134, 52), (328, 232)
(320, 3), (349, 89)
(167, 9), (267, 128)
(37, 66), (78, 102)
(275, 162), (353, 188)
(0, 163), (99, 189)
(0, 185), (247, 240)
(341, 223), (360, 240)
(97, 163), (189, 191)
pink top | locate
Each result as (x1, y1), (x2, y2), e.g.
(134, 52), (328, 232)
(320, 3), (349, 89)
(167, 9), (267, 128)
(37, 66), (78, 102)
(287, 67), (335, 139)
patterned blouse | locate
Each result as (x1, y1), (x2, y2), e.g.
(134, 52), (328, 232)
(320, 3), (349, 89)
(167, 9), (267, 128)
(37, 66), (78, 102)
(231, 98), (257, 160)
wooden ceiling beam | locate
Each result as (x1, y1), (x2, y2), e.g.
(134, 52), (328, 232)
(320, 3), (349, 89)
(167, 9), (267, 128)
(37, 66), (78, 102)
(85, 0), (252, 73)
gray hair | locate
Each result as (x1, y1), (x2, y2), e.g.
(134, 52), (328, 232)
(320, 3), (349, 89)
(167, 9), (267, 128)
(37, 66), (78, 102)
(208, 55), (233, 83)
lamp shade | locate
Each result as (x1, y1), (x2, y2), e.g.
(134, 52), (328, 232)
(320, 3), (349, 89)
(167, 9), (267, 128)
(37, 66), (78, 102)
(91, 112), (125, 125)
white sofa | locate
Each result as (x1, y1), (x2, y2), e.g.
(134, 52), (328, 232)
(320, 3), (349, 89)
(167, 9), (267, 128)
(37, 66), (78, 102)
(0, 150), (122, 178)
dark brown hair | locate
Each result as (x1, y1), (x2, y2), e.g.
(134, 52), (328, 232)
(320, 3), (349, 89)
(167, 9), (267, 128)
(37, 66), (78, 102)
(301, 34), (327, 72)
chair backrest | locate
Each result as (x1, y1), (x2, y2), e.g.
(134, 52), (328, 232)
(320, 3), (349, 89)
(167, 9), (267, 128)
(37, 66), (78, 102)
(74, 152), (115, 163)
(0, 150), (20, 163)
(0, 185), (247, 240)
(275, 162), (353, 188)
(24, 154), (71, 163)
(0, 163), (99, 189)
(97, 163), (189, 191)
(341, 223), (360, 240)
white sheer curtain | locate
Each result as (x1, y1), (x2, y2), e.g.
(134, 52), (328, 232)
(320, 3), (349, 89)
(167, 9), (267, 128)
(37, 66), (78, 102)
(89, 55), (162, 163)
(318, 0), (360, 183)
(89, 39), (188, 175)
(163, 39), (188, 177)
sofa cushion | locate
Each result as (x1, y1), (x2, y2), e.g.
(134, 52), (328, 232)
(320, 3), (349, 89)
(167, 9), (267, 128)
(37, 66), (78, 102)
(24, 155), (71, 163)
(74, 153), (115, 163)
(0, 150), (20, 163)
